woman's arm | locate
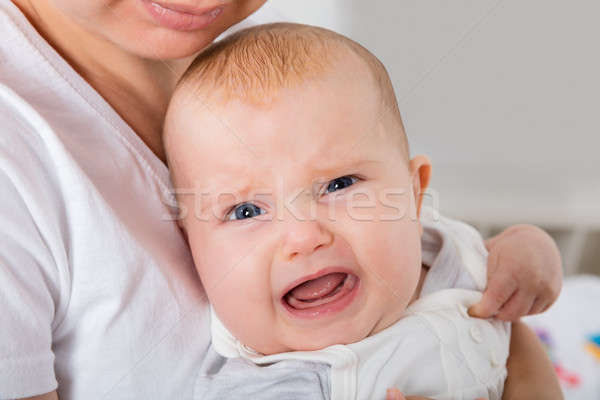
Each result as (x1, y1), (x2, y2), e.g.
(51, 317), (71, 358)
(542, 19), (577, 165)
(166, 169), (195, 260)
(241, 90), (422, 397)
(503, 321), (563, 400)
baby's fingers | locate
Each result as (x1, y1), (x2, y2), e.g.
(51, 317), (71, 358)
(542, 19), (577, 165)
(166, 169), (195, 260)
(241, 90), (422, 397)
(469, 271), (518, 318)
(527, 295), (550, 315)
(496, 290), (536, 321)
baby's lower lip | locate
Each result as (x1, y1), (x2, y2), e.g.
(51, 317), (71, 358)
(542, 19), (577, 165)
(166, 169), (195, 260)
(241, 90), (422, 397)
(281, 273), (360, 319)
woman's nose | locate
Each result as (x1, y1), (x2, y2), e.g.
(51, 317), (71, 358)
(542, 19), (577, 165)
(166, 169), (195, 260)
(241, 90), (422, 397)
(281, 219), (334, 261)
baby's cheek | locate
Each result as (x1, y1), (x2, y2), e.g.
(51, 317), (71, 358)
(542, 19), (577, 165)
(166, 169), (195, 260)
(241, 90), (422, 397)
(192, 225), (262, 288)
(203, 249), (260, 301)
(204, 249), (278, 350)
(194, 248), (232, 290)
(366, 221), (422, 294)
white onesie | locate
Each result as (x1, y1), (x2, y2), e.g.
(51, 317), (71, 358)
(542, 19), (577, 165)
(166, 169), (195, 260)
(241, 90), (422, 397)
(195, 212), (511, 400)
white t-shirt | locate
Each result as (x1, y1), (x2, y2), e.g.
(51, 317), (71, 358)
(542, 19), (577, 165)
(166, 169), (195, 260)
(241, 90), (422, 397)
(0, 1), (281, 398)
(203, 212), (511, 400)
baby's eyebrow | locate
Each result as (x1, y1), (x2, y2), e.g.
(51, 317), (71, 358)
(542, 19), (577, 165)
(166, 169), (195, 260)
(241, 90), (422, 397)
(197, 181), (266, 215)
(309, 159), (381, 177)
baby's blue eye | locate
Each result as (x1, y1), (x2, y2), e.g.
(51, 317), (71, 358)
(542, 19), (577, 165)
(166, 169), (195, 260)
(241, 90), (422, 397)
(227, 203), (265, 221)
(325, 176), (358, 194)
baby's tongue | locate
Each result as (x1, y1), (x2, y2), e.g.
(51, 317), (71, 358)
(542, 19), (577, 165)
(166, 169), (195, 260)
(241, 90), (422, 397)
(289, 272), (346, 301)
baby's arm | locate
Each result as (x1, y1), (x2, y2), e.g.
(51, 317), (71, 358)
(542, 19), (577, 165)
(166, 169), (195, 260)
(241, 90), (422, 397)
(470, 225), (563, 321)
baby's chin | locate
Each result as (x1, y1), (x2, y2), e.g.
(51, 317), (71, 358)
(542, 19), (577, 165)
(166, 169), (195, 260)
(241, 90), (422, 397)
(255, 334), (364, 355)
(252, 321), (389, 355)
(245, 306), (411, 355)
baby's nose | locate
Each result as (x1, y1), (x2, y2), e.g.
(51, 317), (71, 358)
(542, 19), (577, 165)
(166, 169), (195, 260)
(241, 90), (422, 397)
(281, 219), (333, 261)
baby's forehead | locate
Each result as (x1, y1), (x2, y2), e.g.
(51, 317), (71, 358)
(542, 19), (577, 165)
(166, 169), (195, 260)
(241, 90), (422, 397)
(166, 98), (404, 197)
(170, 72), (383, 148)
(167, 91), (407, 189)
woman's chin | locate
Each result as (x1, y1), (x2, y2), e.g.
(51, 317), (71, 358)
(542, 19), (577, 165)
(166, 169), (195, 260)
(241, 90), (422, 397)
(116, 28), (222, 60)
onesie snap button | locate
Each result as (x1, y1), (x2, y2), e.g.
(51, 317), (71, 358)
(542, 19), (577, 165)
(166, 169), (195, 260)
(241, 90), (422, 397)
(470, 326), (483, 343)
(490, 350), (500, 367)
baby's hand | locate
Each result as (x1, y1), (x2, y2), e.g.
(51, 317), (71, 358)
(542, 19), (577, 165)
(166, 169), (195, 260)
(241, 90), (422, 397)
(469, 225), (562, 321)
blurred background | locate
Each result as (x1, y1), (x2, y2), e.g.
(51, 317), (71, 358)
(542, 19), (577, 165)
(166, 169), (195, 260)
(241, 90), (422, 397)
(270, 0), (600, 277)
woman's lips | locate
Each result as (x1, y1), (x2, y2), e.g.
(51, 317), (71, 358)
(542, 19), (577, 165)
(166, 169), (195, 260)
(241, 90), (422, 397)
(281, 269), (360, 319)
(142, 1), (225, 31)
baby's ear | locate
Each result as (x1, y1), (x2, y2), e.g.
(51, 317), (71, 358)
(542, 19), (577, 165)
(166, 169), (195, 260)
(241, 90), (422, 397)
(408, 155), (432, 221)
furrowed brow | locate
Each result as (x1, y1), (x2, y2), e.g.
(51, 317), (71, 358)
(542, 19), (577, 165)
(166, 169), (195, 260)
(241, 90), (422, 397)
(309, 159), (381, 177)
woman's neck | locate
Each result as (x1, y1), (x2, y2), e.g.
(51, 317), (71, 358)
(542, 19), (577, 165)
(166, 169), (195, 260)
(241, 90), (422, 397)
(12, 0), (194, 163)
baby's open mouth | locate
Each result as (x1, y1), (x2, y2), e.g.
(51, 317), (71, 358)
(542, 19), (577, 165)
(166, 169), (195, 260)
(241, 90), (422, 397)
(284, 272), (359, 310)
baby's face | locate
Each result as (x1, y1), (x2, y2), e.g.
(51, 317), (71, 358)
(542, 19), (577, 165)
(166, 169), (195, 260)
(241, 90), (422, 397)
(166, 60), (427, 355)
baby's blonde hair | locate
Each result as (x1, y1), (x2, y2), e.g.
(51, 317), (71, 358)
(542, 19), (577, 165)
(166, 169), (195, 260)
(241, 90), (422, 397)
(175, 23), (408, 157)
